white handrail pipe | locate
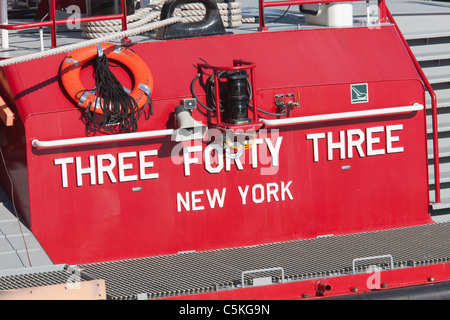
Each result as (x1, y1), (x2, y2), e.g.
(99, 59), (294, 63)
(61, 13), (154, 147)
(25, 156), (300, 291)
(260, 104), (423, 127)
(32, 128), (174, 148)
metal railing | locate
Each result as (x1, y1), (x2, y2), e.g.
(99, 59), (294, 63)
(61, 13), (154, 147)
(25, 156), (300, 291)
(352, 254), (394, 274)
(257, 0), (388, 30)
(0, 0), (440, 203)
(385, 7), (441, 203)
(0, 0), (129, 49)
(260, 104), (424, 126)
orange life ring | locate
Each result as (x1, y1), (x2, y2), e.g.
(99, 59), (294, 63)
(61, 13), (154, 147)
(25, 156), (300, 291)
(60, 43), (153, 114)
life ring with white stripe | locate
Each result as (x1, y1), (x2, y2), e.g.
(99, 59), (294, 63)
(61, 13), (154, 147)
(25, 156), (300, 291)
(60, 43), (153, 114)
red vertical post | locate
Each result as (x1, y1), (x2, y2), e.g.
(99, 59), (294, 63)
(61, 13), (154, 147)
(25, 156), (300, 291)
(378, 0), (388, 23)
(250, 68), (257, 123)
(214, 70), (222, 126)
(430, 91), (441, 203)
(121, 0), (129, 42)
(258, 0), (268, 31)
(49, 0), (57, 48)
(121, 0), (128, 31)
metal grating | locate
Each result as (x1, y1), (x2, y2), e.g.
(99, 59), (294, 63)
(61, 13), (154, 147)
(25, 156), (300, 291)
(0, 265), (86, 291)
(80, 222), (450, 300)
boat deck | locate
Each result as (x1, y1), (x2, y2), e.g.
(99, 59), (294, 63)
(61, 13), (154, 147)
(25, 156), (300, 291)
(1, 0), (450, 59)
(73, 221), (450, 299)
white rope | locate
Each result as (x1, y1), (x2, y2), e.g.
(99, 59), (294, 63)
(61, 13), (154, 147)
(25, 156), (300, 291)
(0, 1), (259, 66)
(81, 1), (250, 38)
(81, 10), (160, 34)
(242, 16), (258, 23)
(85, 6), (156, 27)
(0, 15), (182, 67)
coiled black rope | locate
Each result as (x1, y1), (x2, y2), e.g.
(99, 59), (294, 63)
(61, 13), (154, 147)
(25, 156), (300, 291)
(77, 53), (150, 135)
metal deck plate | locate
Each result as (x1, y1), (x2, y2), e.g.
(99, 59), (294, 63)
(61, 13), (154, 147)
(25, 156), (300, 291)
(0, 188), (53, 271)
(0, 265), (85, 290)
(0, 265), (106, 300)
(80, 222), (450, 300)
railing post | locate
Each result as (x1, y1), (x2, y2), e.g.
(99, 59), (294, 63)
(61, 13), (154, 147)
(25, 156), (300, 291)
(121, 0), (129, 42)
(258, 0), (268, 31)
(49, 0), (57, 48)
(378, 0), (388, 23)
(121, 0), (128, 32)
(386, 8), (441, 204)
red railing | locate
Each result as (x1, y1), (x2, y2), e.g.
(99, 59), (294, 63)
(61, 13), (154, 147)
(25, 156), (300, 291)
(0, 0), (128, 48)
(197, 59), (262, 131)
(385, 8), (441, 203)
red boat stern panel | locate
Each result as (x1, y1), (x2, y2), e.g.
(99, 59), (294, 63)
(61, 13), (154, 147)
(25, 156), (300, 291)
(1, 25), (431, 264)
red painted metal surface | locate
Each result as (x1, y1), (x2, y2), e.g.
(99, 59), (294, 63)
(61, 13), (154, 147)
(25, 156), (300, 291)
(121, 0), (128, 32)
(162, 262), (450, 300)
(0, 26), (431, 265)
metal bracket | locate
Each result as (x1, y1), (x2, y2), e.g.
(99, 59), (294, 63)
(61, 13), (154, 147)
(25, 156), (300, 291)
(138, 83), (151, 96)
(352, 254), (394, 274)
(241, 267), (285, 288)
(182, 98), (197, 111)
(96, 44), (103, 57)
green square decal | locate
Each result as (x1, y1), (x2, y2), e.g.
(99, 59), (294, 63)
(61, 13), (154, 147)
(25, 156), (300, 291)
(351, 83), (369, 104)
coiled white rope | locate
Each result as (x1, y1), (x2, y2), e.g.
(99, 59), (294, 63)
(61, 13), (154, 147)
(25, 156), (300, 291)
(0, 15), (182, 67)
(0, 1), (259, 67)
(81, 0), (252, 38)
